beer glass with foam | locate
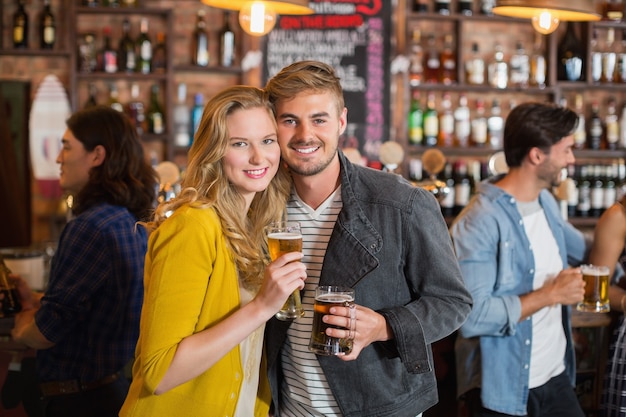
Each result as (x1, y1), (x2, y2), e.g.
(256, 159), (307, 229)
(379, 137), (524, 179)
(309, 286), (355, 355)
(265, 221), (305, 320)
(577, 264), (610, 313)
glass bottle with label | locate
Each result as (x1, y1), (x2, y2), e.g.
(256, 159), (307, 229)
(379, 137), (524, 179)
(424, 34), (440, 84)
(84, 83), (98, 108)
(174, 83), (191, 147)
(616, 29), (626, 83)
(13, 0), (28, 48)
(102, 27), (118, 73)
(408, 29), (424, 87)
(573, 94), (587, 149)
(108, 83), (124, 113)
(620, 101), (626, 148)
(438, 92), (454, 147)
(147, 84), (165, 135)
(118, 19), (136, 73)
(605, 97), (619, 149)
(408, 90), (423, 145)
(454, 94), (471, 147)
(126, 83), (145, 135)
(458, 0), (473, 15)
(602, 28), (617, 83)
(152, 32), (167, 74)
(509, 41), (530, 88)
(439, 34), (456, 85)
(454, 160), (472, 215)
(487, 99), (504, 149)
(471, 99), (488, 147)
(557, 22), (584, 81)
(423, 92), (439, 147)
(136, 18), (152, 74)
(488, 43), (508, 89)
(191, 93), (204, 138)
(588, 101), (604, 150)
(529, 33), (546, 88)
(465, 42), (485, 85)
(193, 9), (210, 67)
(434, 0), (451, 15)
(39, 0), (55, 49)
(219, 11), (236, 67)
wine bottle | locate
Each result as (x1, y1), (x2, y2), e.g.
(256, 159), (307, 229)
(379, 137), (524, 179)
(193, 9), (210, 67)
(84, 83), (98, 108)
(39, 0), (55, 49)
(191, 93), (204, 138)
(588, 101), (604, 150)
(408, 29), (424, 87)
(573, 94), (586, 149)
(605, 97), (619, 149)
(102, 27), (118, 74)
(174, 83), (192, 147)
(487, 43), (508, 89)
(454, 94), (471, 147)
(126, 83), (146, 135)
(408, 90), (423, 145)
(423, 34), (440, 84)
(136, 18), (152, 74)
(465, 42), (485, 85)
(147, 84), (165, 135)
(438, 92), (454, 147)
(152, 32), (167, 73)
(557, 22), (584, 81)
(423, 92), (439, 147)
(118, 19), (136, 73)
(219, 12), (236, 67)
(439, 34), (456, 85)
(13, 0), (28, 49)
(108, 83), (124, 113)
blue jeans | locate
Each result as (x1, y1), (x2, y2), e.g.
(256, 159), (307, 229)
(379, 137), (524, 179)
(465, 372), (585, 417)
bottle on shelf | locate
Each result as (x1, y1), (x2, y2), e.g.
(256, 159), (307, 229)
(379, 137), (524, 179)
(439, 162), (456, 217)
(106, 0), (120, 7)
(601, 0), (624, 21)
(147, 84), (165, 135)
(136, 18), (152, 74)
(487, 43), (508, 89)
(458, 0), (473, 15)
(588, 101), (604, 150)
(408, 28), (424, 87)
(108, 83), (124, 113)
(604, 162), (618, 212)
(121, 0), (138, 6)
(566, 164), (579, 218)
(590, 28), (603, 83)
(577, 165), (591, 217)
(174, 83), (192, 147)
(487, 99), (504, 149)
(601, 28), (617, 83)
(424, 34), (440, 84)
(438, 92), (454, 147)
(126, 83), (145, 135)
(573, 94), (586, 150)
(193, 9), (210, 67)
(620, 101), (626, 148)
(465, 43), (485, 85)
(118, 19), (136, 73)
(439, 34), (456, 85)
(191, 93), (205, 138)
(480, 0), (494, 15)
(529, 33), (546, 88)
(84, 83), (98, 108)
(408, 89), (424, 146)
(152, 32), (167, 73)
(557, 22), (584, 81)
(412, 0), (428, 12)
(605, 97), (619, 149)
(423, 92), (439, 147)
(509, 41), (530, 88)
(219, 11), (236, 67)
(39, 0), (55, 49)
(0, 256), (22, 317)
(13, 0), (29, 49)
(434, 0), (451, 15)
(471, 98), (488, 147)
(454, 94), (471, 147)
(102, 27), (118, 74)
(616, 29), (626, 83)
(590, 164), (606, 217)
(454, 160), (472, 215)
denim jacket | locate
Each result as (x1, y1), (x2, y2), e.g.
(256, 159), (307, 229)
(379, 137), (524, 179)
(265, 151), (473, 417)
(450, 177), (588, 416)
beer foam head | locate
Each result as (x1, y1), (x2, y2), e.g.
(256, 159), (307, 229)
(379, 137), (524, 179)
(267, 232), (301, 240)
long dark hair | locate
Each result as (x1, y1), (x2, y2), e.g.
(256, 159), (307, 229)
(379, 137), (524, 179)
(66, 105), (157, 221)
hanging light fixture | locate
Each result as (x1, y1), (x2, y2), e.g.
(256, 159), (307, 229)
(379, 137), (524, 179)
(202, 0), (314, 36)
(492, 0), (600, 35)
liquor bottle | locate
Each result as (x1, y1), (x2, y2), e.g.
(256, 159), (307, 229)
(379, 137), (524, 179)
(604, 162), (618, 211)
(620, 101), (626, 148)
(108, 84), (124, 113)
(573, 94), (586, 149)
(471, 99), (488, 147)
(423, 92), (439, 147)
(408, 29), (424, 87)
(590, 164), (606, 217)
(434, 0), (451, 15)
(601, 28), (617, 83)
(454, 160), (472, 215)
(439, 162), (456, 217)
(454, 94), (471, 147)
(118, 19), (136, 73)
(465, 42), (485, 85)
(102, 27), (118, 74)
(529, 33), (546, 88)
(577, 165), (591, 217)
(591, 28), (603, 83)
(566, 164), (579, 218)
(606, 97), (619, 149)
(557, 22), (584, 81)
(617, 159), (626, 201)
(219, 11), (236, 67)
(147, 84), (165, 134)
(191, 93), (204, 138)
(193, 9), (210, 67)
(588, 101), (604, 150)
(408, 90), (423, 145)
(424, 34), (440, 84)
(13, 0), (28, 49)
(487, 99), (504, 149)
(136, 18), (152, 74)
(480, 0), (494, 15)
(126, 83), (145, 135)
(174, 83), (191, 147)
(602, 0), (624, 21)
(439, 34), (456, 85)
(438, 92), (454, 147)
(616, 29), (626, 83)
(84, 83), (98, 108)
(509, 41), (530, 88)
(39, 0), (55, 49)
(458, 0), (473, 15)
(152, 32), (167, 73)
(488, 43), (508, 89)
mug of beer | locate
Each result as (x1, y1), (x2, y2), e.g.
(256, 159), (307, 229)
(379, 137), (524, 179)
(577, 264), (610, 313)
(309, 286), (355, 356)
(265, 221), (305, 321)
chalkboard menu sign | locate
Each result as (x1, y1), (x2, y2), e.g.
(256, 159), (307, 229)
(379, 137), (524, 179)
(263, 0), (391, 162)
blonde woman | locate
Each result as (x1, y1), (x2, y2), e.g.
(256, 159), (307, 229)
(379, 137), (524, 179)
(120, 86), (306, 417)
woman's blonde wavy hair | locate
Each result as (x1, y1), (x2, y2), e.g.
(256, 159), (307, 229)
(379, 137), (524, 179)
(147, 85), (291, 291)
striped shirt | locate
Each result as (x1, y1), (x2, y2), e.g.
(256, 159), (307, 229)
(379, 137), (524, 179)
(279, 187), (343, 417)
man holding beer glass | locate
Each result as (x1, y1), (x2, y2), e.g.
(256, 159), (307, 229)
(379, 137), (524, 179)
(264, 61), (472, 417)
(450, 102), (588, 417)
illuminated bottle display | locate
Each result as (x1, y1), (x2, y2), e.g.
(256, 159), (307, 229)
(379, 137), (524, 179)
(13, 0), (28, 48)
(39, 0), (55, 49)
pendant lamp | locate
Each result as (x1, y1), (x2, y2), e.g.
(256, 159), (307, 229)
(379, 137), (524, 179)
(492, 0), (600, 34)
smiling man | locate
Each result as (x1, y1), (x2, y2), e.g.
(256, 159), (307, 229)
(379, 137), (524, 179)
(263, 60), (472, 417)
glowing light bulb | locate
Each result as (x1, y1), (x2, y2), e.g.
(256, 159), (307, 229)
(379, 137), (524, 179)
(238, 1), (277, 36)
(531, 9), (560, 35)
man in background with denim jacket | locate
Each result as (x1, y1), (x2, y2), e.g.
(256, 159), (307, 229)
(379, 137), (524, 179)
(450, 102), (587, 417)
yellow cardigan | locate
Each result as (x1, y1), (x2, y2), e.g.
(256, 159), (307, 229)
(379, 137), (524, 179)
(120, 205), (271, 417)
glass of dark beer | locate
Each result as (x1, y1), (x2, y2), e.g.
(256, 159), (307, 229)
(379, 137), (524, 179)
(265, 221), (305, 321)
(577, 264), (610, 313)
(309, 285), (355, 355)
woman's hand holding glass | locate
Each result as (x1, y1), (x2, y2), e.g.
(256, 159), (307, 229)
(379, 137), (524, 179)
(255, 251), (306, 320)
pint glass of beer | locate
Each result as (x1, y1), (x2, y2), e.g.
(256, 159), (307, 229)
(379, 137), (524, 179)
(577, 264), (610, 313)
(265, 221), (305, 321)
(309, 286), (355, 356)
